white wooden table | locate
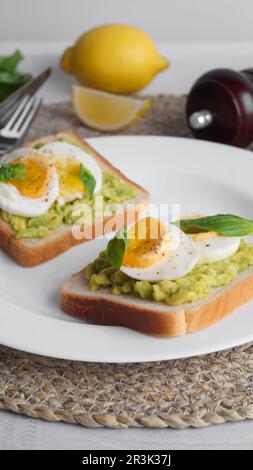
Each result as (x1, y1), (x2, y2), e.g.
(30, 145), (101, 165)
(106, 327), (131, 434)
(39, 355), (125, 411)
(1, 42), (253, 450)
(1, 410), (253, 450)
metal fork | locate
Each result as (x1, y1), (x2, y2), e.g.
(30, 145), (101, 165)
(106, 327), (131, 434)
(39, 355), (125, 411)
(0, 67), (51, 122)
(0, 94), (42, 156)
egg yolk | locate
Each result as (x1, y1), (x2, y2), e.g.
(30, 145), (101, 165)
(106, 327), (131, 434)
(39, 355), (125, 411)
(123, 217), (172, 268)
(51, 157), (84, 199)
(11, 153), (53, 199)
(189, 231), (217, 242)
(180, 214), (217, 242)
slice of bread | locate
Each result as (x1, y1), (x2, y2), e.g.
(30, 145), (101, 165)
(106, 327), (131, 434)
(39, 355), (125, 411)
(0, 131), (149, 267)
(60, 266), (253, 336)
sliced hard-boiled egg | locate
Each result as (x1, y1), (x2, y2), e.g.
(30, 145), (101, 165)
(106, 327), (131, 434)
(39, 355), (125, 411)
(39, 141), (102, 204)
(120, 217), (200, 281)
(11, 153), (53, 199)
(123, 217), (172, 268)
(193, 234), (240, 263)
(0, 148), (59, 217)
(180, 214), (241, 264)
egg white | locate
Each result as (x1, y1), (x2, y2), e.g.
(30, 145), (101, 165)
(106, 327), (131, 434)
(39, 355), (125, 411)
(0, 148), (59, 217)
(39, 141), (102, 203)
(121, 226), (200, 282)
(195, 236), (241, 263)
(175, 213), (241, 265)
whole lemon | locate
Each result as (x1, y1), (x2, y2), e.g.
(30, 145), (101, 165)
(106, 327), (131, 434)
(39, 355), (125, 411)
(61, 24), (169, 94)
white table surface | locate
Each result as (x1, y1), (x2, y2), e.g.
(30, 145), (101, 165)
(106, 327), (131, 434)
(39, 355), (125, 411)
(1, 411), (253, 450)
(1, 41), (253, 450)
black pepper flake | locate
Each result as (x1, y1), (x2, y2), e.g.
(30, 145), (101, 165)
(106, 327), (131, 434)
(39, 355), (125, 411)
(205, 244), (210, 247)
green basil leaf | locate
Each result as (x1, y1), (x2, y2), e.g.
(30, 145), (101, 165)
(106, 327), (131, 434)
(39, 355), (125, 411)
(32, 141), (47, 149)
(0, 84), (18, 101)
(79, 164), (96, 199)
(0, 163), (26, 182)
(0, 51), (32, 102)
(0, 70), (31, 85)
(175, 214), (253, 237)
(0, 50), (23, 72)
(106, 226), (128, 268)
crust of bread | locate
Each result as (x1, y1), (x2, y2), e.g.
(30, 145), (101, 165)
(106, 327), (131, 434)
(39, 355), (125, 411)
(60, 266), (253, 336)
(0, 131), (149, 267)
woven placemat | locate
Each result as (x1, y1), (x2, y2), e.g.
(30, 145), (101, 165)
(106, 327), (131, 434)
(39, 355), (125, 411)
(1, 95), (253, 429)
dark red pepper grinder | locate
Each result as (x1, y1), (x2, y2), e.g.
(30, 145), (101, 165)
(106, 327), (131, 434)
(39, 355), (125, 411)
(186, 68), (253, 147)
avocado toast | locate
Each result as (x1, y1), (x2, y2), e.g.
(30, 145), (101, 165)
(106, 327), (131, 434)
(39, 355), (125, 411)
(0, 131), (149, 266)
(61, 214), (253, 336)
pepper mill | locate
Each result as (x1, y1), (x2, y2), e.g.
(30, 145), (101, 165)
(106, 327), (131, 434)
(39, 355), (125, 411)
(186, 68), (253, 147)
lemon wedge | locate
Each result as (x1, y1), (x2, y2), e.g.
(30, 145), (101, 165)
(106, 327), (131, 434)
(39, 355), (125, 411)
(72, 85), (151, 131)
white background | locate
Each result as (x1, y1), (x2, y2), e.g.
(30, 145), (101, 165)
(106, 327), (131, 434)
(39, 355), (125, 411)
(1, 0), (253, 42)
(1, 0), (253, 451)
(2, 0), (253, 99)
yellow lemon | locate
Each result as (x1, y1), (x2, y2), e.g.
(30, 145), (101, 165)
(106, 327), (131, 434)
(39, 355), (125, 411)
(61, 24), (169, 94)
(72, 85), (151, 131)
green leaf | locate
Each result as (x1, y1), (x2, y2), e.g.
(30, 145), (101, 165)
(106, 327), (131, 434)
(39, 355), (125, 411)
(175, 214), (253, 237)
(0, 50), (23, 72)
(0, 163), (27, 182)
(0, 83), (18, 101)
(0, 70), (32, 85)
(32, 142), (47, 149)
(106, 226), (128, 268)
(79, 164), (96, 199)
(0, 51), (32, 102)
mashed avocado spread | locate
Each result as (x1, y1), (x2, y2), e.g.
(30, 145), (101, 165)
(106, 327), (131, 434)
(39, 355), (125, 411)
(84, 240), (253, 306)
(0, 138), (136, 239)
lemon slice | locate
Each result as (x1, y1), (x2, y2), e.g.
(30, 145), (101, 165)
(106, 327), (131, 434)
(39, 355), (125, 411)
(72, 85), (151, 131)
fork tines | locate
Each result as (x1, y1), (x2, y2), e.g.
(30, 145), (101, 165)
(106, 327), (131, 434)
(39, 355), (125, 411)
(0, 95), (42, 154)
(0, 95), (41, 139)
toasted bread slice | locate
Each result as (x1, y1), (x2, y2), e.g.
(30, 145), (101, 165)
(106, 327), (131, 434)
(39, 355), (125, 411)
(0, 131), (149, 267)
(60, 266), (253, 336)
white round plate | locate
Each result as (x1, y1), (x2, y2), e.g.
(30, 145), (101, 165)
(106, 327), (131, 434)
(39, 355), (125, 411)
(1, 136), (253, 363)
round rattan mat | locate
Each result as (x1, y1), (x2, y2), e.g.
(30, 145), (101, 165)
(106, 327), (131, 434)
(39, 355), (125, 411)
(1, 95), (253, 429)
